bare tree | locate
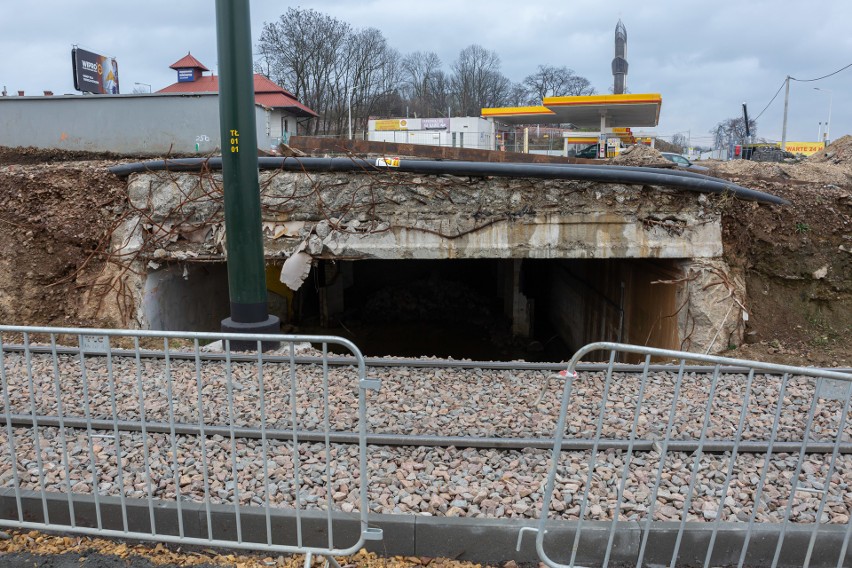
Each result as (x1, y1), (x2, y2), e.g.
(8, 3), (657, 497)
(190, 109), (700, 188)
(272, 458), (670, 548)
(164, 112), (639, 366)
(257, 8), (402, 135)
(256, 9), (603, 132)
(427, 70), (452, 116)
(671, 133), (689, 152)
(400, 51), (443, 116)
(710, 117), (757, 149)
(450, 45), (511, 116)
(505, 82), (529, 107)
(522, 64), (595, 103)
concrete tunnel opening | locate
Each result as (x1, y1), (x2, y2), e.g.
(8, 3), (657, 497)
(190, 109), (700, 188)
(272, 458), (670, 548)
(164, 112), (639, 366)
(142, 258), (685, 361)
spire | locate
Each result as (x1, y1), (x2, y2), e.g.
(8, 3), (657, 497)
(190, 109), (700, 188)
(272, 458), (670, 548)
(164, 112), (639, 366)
(612, 19), (628, 94)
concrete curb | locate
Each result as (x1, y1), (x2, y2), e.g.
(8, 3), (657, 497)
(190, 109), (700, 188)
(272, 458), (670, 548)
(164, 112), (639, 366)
(1, 490), (850, 567)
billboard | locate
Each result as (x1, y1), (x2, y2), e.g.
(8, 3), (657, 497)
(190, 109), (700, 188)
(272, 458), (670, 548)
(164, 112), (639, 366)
(72, 47), (120, 94)
(177, 69), (195, 82)
(781, 141), (824, 156)
(421, 117), (449, 130)
(374, 119), (410, 131)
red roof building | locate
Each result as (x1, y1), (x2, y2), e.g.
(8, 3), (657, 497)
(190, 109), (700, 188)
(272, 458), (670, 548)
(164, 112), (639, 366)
(158, 53), (317, 138)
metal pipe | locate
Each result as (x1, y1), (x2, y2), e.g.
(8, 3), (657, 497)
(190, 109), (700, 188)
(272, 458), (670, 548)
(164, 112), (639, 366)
(107, 157), (789, 205)
(1, 414), (848, 454)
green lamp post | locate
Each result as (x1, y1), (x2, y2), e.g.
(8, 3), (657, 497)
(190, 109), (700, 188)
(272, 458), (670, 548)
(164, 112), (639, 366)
(215, 0), (279, 349)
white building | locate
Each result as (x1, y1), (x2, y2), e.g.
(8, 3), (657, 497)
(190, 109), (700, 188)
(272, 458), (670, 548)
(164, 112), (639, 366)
(367, 117), (498, 150)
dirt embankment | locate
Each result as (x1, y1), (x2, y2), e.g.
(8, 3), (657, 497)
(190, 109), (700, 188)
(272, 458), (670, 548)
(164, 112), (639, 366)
(710, 140), (852, 365)
(0, 145), (848, 365)
(0, 152), (126, 327)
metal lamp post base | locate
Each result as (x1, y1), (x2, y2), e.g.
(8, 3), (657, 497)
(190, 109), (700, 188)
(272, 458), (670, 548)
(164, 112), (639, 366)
(221, 315), (281, 351)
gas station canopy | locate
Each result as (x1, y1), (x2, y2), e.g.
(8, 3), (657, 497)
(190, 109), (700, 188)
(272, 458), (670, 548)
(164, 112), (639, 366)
(477, 105), (556, 125)
(482, 93), (662, 128)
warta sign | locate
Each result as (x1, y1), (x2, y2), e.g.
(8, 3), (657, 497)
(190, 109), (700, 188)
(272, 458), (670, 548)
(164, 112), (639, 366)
(781, 141), (825, 156)
(72, 47), (120, 94)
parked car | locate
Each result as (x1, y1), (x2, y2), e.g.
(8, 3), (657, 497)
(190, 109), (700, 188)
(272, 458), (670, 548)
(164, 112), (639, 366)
(660, 152), (709, 172)
(574, 144), (599, 159)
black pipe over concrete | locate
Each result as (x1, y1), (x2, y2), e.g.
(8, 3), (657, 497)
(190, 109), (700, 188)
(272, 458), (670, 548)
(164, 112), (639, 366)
(108, 157), (790, 205)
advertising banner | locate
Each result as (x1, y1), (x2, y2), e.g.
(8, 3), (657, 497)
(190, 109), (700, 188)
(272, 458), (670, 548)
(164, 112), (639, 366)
(421, 117), (449, 130)
(177, 69), (195, 82)
(781, 141), (824, 156)
(72, 48), (120, 94)
(374, 119), (409, 131)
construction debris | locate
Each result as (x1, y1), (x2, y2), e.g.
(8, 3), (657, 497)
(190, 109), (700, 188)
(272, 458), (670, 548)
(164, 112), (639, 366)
(610, 144), (673, 167)
(808, 134), (852, 165)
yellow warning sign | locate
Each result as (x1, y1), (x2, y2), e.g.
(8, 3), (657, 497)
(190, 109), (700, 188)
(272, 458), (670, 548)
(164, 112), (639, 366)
(374, 119), (409, 131)
(781, 141), (824, 155)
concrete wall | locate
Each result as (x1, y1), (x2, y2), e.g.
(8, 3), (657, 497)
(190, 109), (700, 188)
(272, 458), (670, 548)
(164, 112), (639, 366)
(126, 171), (723, 262)
(0, 93), (280, 155)
(142, 263), (230, 331)
(547, 259), (681, 358)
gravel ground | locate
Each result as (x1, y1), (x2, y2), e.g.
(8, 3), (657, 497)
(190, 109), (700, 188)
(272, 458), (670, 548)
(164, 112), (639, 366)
(1, 351), (849, 442)
(1, 349), (851, 525)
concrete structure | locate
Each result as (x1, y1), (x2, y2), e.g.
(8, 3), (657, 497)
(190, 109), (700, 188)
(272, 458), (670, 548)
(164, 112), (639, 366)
(4, 490), (849, 567)
(92, 169), (745, 357)
(0, 93), (279, 155)
(368, 117), (498, 150)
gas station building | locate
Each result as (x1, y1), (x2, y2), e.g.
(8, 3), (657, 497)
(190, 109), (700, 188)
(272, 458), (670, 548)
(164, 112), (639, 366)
(481, 93), (662, 157)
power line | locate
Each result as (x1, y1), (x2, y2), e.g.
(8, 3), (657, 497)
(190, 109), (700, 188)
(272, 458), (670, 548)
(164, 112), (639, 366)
(750, 62), (850, 124)
(754, 78), (786, 121)
(790, 62), (852, 82)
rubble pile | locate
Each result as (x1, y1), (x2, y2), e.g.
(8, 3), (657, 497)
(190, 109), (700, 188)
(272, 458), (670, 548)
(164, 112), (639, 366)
(750, 145), (797, 162)
(808, 134), (852, 165)
(610, 144), (673, 167)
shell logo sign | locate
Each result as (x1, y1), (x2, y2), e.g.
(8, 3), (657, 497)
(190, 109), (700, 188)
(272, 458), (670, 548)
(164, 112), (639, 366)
(375, 119), (408, 131)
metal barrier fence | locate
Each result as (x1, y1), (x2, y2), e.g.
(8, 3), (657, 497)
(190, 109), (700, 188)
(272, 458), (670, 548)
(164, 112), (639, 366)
(0, 326), (382, 567)
(521, 342), (852, 568)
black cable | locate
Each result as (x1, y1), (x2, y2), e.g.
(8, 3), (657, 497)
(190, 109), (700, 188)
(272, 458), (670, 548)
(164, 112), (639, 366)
(108, 156), (790, 204)
(754, 78), (787, 121)
(791, 62), (852, 82)
(752, 62), (851, 122)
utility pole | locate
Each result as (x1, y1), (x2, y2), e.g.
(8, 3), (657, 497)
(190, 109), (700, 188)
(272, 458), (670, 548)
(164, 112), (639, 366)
(215, 0), (280, 349)
(781, 76), (790, 151)
(347, 85), (355, 140)
(814, 87), (833, 144)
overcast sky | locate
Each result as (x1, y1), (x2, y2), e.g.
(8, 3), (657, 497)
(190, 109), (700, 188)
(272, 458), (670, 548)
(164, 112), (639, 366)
(1, 0), (849, 146)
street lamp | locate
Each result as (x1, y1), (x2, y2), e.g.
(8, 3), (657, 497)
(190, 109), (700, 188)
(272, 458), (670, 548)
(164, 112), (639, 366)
(134, 82), (151, 93)
(814, 87), (833, 144)
(347, 85), (356, 140)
